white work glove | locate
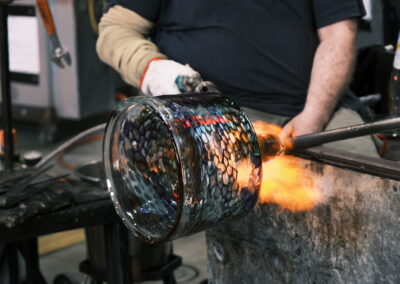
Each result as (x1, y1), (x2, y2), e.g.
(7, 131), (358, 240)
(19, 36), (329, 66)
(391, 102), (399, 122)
(140, 59), (201, 96)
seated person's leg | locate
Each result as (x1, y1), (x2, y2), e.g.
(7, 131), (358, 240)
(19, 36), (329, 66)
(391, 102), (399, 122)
(322, 108), (379, 157)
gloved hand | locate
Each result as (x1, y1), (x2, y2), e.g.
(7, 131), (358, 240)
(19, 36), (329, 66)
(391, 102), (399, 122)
(140, 58), (201, 96)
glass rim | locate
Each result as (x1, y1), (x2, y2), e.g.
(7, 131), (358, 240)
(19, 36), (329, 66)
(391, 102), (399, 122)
(104, 99), (185, 244)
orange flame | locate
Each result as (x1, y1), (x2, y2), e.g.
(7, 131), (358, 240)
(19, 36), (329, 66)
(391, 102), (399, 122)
(259, 155), (323, 212)
(252, 121), (293, 151)
(237, 121), (323, 212)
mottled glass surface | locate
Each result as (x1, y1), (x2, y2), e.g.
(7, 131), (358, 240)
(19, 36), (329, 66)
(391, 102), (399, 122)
(103, 94), (261, 243)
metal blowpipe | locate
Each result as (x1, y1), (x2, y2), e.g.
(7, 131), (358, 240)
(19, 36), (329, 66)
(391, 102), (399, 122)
(261, 117), (400, 155)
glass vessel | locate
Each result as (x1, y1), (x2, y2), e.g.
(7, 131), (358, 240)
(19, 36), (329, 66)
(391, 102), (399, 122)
(103, 93), (261, 243)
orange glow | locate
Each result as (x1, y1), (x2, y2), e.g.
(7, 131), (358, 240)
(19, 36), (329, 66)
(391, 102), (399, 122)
(236, 158), (253, 189)
(259, 156), (323, 212)
(253, 121), (293, 150)
(236, 121), (324, 212)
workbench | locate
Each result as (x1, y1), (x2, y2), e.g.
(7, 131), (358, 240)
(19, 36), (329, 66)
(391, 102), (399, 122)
(0, 194), (136, 284)
(0, 186), (181, 284)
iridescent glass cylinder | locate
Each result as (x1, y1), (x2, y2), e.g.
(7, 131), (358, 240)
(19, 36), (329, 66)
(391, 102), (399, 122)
(103, 93), (261, 243)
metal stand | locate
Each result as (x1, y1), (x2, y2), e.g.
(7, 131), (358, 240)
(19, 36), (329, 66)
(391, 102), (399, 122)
(0, 3), (46, 284)
(0, 1), (22, 283)
(0, 239), (47, 284)
(79, 221), (181, 284)
(0, 0), (14, 169)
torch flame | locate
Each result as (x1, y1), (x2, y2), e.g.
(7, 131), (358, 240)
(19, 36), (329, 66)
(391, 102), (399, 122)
(259, 155), (323, 212)
(237, 121), (324, 212)
(252, 121), (293, 152)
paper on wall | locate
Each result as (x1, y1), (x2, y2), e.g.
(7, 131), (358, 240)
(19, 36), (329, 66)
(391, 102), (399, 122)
(8, 16), (41, 75)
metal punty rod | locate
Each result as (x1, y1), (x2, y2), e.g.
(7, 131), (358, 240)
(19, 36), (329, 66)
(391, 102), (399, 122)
(291, 117), (400, 149)
(260, 117), (400, 154)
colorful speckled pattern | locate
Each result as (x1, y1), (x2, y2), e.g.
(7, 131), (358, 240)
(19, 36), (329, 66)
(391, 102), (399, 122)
(103, 93), (261, 243)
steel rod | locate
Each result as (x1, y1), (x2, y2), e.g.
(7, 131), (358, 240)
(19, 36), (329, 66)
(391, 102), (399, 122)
(292, 146), (400, 181)
(260, 117), (400, 157)
(35, 123), (106, 168)
(292, 117), (400, 149)
(0, 3), (14, 169)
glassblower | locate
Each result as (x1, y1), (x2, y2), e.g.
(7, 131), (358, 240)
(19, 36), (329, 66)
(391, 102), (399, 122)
(103, 92), (400, 244)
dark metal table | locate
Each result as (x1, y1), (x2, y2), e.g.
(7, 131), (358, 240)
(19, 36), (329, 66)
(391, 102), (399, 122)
(0, 197), (136, 284)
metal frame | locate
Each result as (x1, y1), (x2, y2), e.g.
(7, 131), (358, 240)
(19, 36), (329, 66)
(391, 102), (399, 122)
(291, 117), (400, 149)
(292, 146), (400, 181)
(0, 199), (180, 284)
(0, 0), (14, 169)
(0, 199), (118, 284)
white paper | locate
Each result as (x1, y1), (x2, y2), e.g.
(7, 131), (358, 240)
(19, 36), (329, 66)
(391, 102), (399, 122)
(363, 0), (372, 21)
(8, 16), (41, 74)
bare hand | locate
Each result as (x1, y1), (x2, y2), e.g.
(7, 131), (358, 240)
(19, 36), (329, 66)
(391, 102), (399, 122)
(280, 111), (326, 141)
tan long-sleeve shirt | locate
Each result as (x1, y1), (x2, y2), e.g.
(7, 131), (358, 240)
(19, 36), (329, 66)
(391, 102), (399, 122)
(96, 5), (166, 87)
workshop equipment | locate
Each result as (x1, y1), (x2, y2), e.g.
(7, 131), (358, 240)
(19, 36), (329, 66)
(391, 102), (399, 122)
(104, 92), (400, 244)
(36, 0), (71, 68)
(7, 0), (115, 123)
(175, 75), (219, 94)
(0, 165), (67, 208)
(260, 116), (400, 157)
(0, 0), (13, 169)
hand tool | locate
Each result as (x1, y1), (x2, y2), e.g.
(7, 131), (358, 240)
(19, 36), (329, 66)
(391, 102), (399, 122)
(6, 173), (71, 206)
(37, 0), (71, 68)
(0, 173), (69, 195)
(175, 75), (220, 93)
(0, 165), (53, 208)
(0, 170), (34, 188)
(29, 173), (70, 187)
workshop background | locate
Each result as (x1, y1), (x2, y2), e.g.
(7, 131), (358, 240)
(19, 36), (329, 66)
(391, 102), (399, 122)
(0, 0), (400, 283)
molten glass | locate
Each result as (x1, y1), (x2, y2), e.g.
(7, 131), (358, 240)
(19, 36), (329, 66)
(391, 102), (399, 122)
(103, 94), (261, 243)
